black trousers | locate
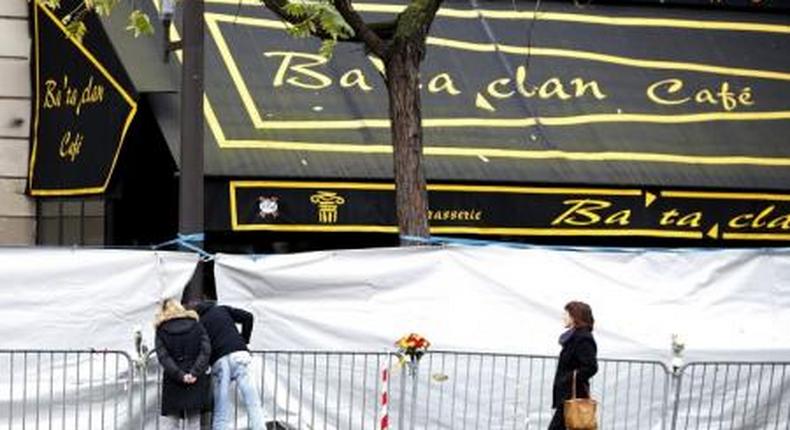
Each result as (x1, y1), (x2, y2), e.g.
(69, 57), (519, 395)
(548, 406), (566, 430)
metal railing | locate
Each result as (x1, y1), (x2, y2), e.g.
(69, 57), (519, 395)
(203, 351), (672, 430)
(593, 357), (672, 430)
(670, 362), (790, 430)
(0, 350), (134, 430)
(1, 349), (788, 429)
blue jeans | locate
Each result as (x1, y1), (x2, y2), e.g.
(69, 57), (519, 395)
(211, 351), (266, 430)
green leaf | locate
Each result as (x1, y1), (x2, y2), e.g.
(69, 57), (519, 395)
(92, 0), (119, 16)
(283, 2), (310, 18)
(318, 7), (353, 37)
(40, 0), (61, 9)
(280, 0), (354, 58)
(285, 21), (312, 38)
(126, 9), (154, 37)
(318, 38), (336, 59)
(65, 20), (88, 42)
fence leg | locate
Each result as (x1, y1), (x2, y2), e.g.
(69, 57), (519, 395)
(133, 352), (150, 430)
(399, 365), (407, 430)
(669, 369), (683, 430)
(409, 360), (419, 430)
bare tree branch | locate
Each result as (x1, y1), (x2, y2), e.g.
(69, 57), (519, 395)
(332, 0), (388, 58)
(394, 0), (443, 41)
(367, 21), (397, 41)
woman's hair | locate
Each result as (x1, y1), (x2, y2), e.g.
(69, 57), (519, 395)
(155, 298), (197, 327)
(160, 298), (183, 313)
(565, 301), (594, 330)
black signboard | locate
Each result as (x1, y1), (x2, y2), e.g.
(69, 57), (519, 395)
(202, 2), (790, 162)
(230, 181), (790, 241)
(29, 0), (137, 196)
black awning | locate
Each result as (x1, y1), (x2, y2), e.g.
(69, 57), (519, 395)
(196, 0), (790, 190)
(29, 0), (138, 196)
(98, 0), (180, 93)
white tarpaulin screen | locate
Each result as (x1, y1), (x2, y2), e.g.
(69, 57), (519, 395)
(0, 248), (199, 429)
(0, 248), (199, 351)
(214, 245), (790, 429)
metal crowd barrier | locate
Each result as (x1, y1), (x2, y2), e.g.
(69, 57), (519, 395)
(0, 350), (135, 430)
(1, 349), (788, 429)
(232, 351), (672, 430)
(670, 362), (790, 430)
(593, 357), (672, 430)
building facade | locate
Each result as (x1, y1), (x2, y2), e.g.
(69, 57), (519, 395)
(0, 0), (35, 245)
(22, 0), (790, 252)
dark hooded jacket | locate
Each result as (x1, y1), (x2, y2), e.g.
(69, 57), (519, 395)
(194, 301), (254, 365)
(552, 327), (598, 408)
(155, 308), (212, 416)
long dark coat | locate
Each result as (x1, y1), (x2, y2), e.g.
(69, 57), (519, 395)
(551, 327), (598, 409)
(155, 311), (212, 416)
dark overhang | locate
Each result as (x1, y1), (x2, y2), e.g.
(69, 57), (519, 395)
(194, 0), (790, 191)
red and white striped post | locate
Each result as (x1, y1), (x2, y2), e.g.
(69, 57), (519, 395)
(379, 365), (390, 429)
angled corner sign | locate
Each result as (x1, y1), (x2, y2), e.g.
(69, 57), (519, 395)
(29, 1), (137, 196)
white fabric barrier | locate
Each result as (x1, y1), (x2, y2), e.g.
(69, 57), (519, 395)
(0, 248), (199, 429)
(214, 245), (790, 361)
(214, 245), (790, 429)
(0, 248), (199, 351)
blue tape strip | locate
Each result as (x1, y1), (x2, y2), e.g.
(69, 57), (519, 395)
(178, 233), (205, 243)
(400, 235), (790, 254)
(152, 233), (214, 261)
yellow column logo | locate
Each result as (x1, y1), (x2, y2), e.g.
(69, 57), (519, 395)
(310, 191), (346, 224)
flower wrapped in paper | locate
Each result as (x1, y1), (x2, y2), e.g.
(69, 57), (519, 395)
(395, 333), (431, 362)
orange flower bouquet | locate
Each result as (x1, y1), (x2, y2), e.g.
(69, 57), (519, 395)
(395, 333), (431, 363)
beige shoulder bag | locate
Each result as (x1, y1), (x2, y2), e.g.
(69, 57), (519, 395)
(564, 370), (598, 430)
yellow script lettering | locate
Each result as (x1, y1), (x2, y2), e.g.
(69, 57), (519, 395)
(43, 79), (60, 108)
(647, 78), (690, 105)
(265, 51), (332, 90)
(487, 78), (514, 99)
(339, 69), (373, 92)
(728, 213), (753, 229)
(570, 78), (607, 100)
(515, 66), (537, 97)
(538, 78), (572, 100)
(767, 215), (790, 230)
(427, 73), (461, 95)
(58, 131), (83, 162)
(551, 199), (611, 226)
(606, 210), (631, 226)
(677, 212), (703, 227)
(660, 209), (680, 225)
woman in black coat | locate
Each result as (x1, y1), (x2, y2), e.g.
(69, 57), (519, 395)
(155, 299), (212, 430)
(549, 301), (598, 430)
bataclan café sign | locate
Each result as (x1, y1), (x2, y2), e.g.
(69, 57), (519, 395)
(28, 1), (136, 196)
(209, 5), (790, 242)
(203, 8), (789, 147)
(230, 182), (790, 241)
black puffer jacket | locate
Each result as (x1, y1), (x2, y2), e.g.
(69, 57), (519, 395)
(552, 328), (598, 408)
(155, 313), (212, 416)
(195, 301), (254, 365)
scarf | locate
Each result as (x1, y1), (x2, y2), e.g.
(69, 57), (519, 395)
(558, 328), (575, 345)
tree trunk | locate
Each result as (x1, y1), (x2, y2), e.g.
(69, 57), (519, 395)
(385, 41), (430, 245)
